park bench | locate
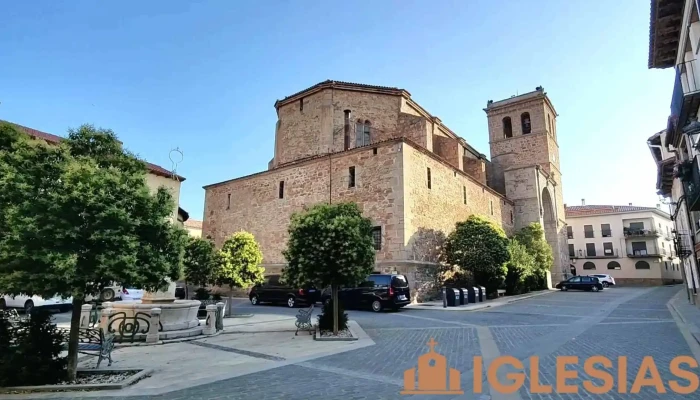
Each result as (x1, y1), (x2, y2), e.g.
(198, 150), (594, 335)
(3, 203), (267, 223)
(497, 289), (506, 298)
(294, 304), (314, 336)
(59, 327), (115, 368)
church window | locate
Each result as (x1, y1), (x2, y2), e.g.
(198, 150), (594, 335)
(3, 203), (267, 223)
(349, 166), (356, 188)
(279, 181), (285, 199)
(356, 120), (371, 147)
(490, 200), (494, 215)
(371, 226), (382, 250)
(227, 193), (231, 210)
(463, 186), (467, 205)
(299, 98), (304, 112)
(502, 117), (512, 138)
(521, 112), (531, 134)
(510, 210), (513, 223)
(427, 167), (432, 189)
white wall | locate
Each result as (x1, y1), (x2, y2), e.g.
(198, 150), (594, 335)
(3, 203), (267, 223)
(145, 174), (181, 222)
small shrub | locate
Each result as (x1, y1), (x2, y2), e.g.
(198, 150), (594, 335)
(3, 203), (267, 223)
(317, 300), (348, 332)
(193, 288), (211, 301)
(1, 309), (67, 386)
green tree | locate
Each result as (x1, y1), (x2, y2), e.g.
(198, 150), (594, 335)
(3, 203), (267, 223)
(215, 231), (264, 316)
(504, 239), (536, 295)
(442, 215), (509, 295)
(514, 223), (553, 290)
(282, 202), (375, 335)
(184, 236), (219, 297)
(0, 123), (188, 380)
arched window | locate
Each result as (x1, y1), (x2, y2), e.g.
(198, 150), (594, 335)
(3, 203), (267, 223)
(521, 112), (531, 134)
(547, 114), (551, 134)
(502, 117), (513, 138)
(607, 261), (621, 270)
(635, 261), (650, 269)
(356, 120), (371, 147)
(583, 262), (596, 270)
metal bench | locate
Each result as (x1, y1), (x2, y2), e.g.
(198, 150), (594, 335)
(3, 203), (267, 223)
(59, 327), (114, 368)
(294, 304), (314, 336)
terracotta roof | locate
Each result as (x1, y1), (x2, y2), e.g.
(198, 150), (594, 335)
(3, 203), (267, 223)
(565, 205), (665, 218)
(648, 0), (684, 69)
(274, 80), (408, 109)
(184, 219), (202, 230)
(2, 120), (185, 181)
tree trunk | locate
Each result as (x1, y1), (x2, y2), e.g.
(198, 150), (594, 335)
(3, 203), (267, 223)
(332, 285), (338, 336)
(66, 297), (83, 381)
(228, 286), (234, 317)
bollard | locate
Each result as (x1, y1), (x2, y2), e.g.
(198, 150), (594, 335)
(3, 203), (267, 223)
(442, 286), (447, 308)
(146, 308), (161, 344)
(216, 302), (225, 332)
(79, 304), (93, 329)
(203, 304), (217, 335)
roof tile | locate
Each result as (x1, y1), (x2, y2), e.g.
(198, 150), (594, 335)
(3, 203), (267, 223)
(565, 205), (663, 218)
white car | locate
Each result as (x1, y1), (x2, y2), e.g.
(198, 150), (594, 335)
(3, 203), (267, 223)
(589, 274), (615, 288)
(120, 288), (144, 301)
(0, 294), (73, 314)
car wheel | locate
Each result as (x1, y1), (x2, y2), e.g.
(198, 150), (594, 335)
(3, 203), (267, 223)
(602, 282), (609, 288)
(371, 300), (382, 312)
(592, 286), (600, 292)
(0, 298), (6, 310)
(250, 295), (259, 305)
(287, 296), (296, 308)
(100, 288), (116, 302)
(24, 300), (34, 315)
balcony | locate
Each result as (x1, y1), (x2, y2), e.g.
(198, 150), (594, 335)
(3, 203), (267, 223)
(668, 59), (700, 146)
(678, 156), (700, 212)
(675, 230), (694, 258)
(627, 250), (662, 258)
(623, 228), (661, 238)
(570, 249), (619, 259)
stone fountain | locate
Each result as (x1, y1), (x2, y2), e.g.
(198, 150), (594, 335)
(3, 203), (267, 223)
(101, 280), (205, 342)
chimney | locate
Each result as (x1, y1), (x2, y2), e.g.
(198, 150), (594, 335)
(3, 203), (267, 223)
(581, 198), (585, 206)
(629, 203), (632, 206)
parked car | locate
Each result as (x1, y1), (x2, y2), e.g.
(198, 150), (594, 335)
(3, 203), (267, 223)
(248, 274), (321, 308)
(0, 294), (73, 314)
(588, 274), (615, 288)
(120, 288), (144, 301)
(320, 273), (411, 312)
(555, 276), (603, 292)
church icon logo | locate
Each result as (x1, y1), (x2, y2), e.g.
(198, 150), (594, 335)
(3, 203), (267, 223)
(401, 338), (463, 395)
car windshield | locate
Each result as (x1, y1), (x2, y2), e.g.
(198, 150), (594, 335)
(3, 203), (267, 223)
(391, 275), (408, 287)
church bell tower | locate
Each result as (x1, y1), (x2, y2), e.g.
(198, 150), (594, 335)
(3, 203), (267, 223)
(484, 86), (569, 283)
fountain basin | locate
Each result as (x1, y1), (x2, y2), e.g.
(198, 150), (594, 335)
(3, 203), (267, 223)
(109, 300), (201, 331)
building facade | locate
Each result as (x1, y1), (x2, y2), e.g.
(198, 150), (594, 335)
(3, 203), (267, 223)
(202, 81), (569, 300)
(647, 0), (700, 304)
(565, 203), (683, 285)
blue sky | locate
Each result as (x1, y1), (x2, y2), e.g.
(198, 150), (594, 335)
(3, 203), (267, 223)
(0, 0), (675, 219)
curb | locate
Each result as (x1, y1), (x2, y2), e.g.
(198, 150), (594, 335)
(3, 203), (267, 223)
(313, 323), (359, 341)
(0, 368), (153, 394)
(405, 290), (555, 311)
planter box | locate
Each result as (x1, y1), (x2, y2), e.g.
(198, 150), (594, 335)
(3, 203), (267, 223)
(0, 368), (152, 393)
(313, 324), (358, 342)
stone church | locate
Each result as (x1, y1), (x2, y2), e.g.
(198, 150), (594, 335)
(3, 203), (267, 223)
(202, 80), (569, 299)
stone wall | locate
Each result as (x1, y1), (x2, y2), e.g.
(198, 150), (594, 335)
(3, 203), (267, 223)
(433, 135), (460, 169)
(463, 157), (487, 185)
(203, 140), (404, 267)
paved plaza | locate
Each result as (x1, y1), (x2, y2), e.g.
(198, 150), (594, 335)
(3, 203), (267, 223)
(7, 285), (700, 400)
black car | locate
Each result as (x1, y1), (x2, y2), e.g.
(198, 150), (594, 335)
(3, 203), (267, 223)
(248, 274), (320, 308)
(555, 275), (603, 292)
(321, 273), (411, 312)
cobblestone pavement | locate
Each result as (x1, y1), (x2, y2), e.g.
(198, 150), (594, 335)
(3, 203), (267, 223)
(13, 286), (700, 400)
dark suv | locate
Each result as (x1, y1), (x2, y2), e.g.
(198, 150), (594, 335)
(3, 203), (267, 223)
(321, 273), (411, 312)
(248, 274), (320, 308)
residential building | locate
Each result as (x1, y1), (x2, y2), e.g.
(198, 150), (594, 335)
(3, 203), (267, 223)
(202, 80), (570, 301)
(184, 219), (203, 238)
(565, 202), (683, 285)
(647, 0), (700, 304)
(2, 121), (186, 223)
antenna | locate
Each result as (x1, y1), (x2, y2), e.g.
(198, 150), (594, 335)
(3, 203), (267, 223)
(169, 147), (184, 183)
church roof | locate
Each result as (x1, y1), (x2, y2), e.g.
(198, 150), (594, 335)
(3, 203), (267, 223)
(274, 80), (409, 109)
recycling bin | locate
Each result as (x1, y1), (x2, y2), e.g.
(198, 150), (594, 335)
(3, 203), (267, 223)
(478, 286), (486, 302)
(445, 288), (460, 307)
(458, 288), (468, 305)
(473, 287), (482, 303)
(467, 287), (477, 303)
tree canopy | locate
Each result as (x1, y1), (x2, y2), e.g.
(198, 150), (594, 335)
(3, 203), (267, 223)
(0, 123), (188, 378)
(442, 215), (509, 294)
(184, 236), (219, 288)
(282, 202), (376, 290)
(215, 231), (264, 290)
(504, 239), (536, 295)
(513, 223), (553, 273)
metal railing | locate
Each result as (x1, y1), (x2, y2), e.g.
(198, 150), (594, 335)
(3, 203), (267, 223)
(623, 228), (660, 238)
(570, 249), (619, 259)
(627, 250), (662, 258)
